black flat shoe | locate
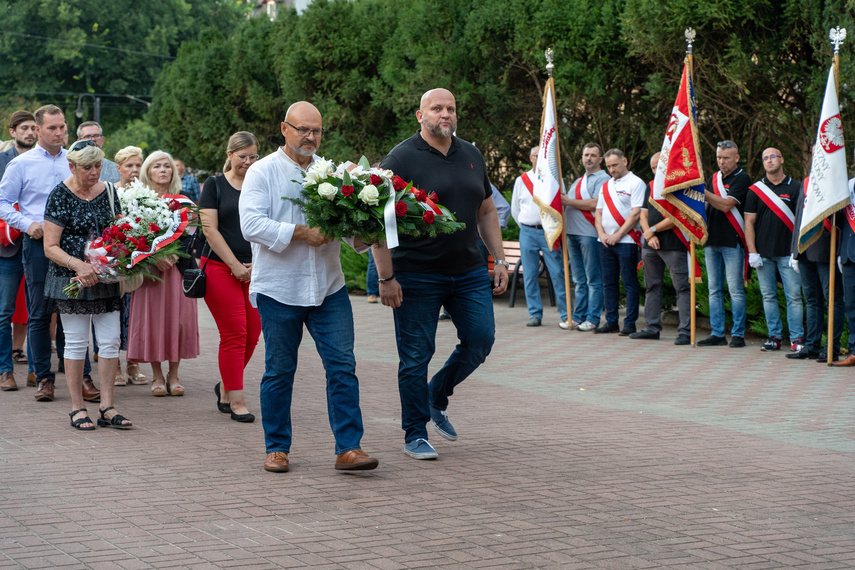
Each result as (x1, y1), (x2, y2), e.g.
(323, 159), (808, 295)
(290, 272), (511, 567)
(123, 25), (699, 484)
(214, 383), (231, 414)
(230, 411), (255, 423)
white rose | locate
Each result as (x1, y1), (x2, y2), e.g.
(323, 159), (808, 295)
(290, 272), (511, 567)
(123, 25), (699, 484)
(318, 182), (337, 200)
(303, 170), (321, 187)
(358, 184), (380, 206)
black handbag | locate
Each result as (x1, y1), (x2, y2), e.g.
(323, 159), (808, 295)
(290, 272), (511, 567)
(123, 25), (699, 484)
(182, 251), (209, 298)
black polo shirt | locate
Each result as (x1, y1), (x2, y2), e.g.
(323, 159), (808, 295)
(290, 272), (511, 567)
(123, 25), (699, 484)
(744, 175), (801, 258)
(381, 131), (492, 275)
(642, 183), (684, 251)
(706, 168), (751, 248)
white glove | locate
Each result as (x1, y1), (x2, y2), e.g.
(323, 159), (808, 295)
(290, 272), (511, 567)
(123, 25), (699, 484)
(748, 253), (763, 269)
(788, 254), (800, 274)
(838, 256), (844, 274)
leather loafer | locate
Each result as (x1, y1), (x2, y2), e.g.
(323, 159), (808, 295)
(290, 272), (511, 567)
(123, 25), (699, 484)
(629, 329), (659, 340)
(619, 326), (636, 336)
(230, 411), (255, 423)
(27, 371), (37, 387)
(786, 347), (819, 360)
(264, 452), (290, 472)
(830, 354), (855, 367)
(697, 335), (727, 346)
(0, 371), (18, 391)
(82, 377), (101, 402)
(335, 449), (379, 471)
(594, 323), (619, 334)
(674, 334), (691, 346)
(35, 379), (54, 401)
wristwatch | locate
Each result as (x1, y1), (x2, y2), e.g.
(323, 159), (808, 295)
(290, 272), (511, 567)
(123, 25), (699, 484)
(494, 260), (510, 269)
(650, 224), (657, 233)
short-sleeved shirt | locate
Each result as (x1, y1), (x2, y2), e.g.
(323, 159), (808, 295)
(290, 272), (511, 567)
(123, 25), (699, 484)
(43, 182), (122, 314)
(199, 174), (252, 264)
(566, 170), (609, 238)
(744, 175), (801, 258)
(643, 184), (685, 251)
(381, 132), (492, 275)
(595, 171), (646, 244)
(705, 168), (751, 248)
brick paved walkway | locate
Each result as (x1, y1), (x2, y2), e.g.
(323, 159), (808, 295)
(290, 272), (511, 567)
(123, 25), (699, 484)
(2, 292), (854, 568)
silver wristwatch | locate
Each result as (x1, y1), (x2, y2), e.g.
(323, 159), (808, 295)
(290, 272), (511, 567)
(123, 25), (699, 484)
(494, 260), (510, 269)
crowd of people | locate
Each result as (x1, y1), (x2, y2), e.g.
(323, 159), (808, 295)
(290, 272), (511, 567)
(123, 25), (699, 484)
(0, 89), (851, 472)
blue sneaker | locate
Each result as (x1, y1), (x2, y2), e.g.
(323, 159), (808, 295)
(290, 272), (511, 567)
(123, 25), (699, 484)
(430, 405), (458, 441)
(404, 438), (438, 460)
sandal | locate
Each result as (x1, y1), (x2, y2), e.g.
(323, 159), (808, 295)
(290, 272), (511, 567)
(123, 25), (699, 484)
(151, 379), (167, 397)
(12, 349), (27, 364)
(126, 363), (149, 385)
(115, 370), (127, 386)
(97, 406), (133, 429)
(167, 379), (185, 397)
(69, 408), (95, 431)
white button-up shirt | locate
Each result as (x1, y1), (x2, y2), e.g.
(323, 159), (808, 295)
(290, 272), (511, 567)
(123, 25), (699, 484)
(239, 148), (367, 308)
(0, 143), (71, 231)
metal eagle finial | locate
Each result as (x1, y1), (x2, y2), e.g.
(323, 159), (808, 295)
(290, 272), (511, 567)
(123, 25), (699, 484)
(545, 48), (554, 78)
(684, 28), (696, 55)
(830, 26), (847, 55)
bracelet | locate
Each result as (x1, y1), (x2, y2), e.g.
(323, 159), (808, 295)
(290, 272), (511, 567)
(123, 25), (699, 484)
(378, 274), (395, 283)
(66, 256), (73, 268)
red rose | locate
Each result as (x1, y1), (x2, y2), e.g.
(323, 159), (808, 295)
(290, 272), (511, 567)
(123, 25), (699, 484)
(341, 185), (354, 197)
(116, 232), (127, 243)
(135, 217), (142, 223)
(396, 201), (407, 216)
(114, 243), (130, 257)
(428, 192), (438, 203)
(392, 175), (407, 191)
(370, 174), (382, 186)
(149, 223), (161, 233)
(120, 223), (132, 231)
(415, 189), (427, 202)
(423, 211), (435, 224)
(168, 199), (181, 211)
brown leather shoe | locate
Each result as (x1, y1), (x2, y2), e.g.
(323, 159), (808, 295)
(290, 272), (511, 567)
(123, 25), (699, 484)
(27, 371), (37, 387)
(82, 377), (101, 402)
(335, 449), (379, 471)
(264, 452), (289, 472)
(35, 379), (54, 401)
(0, 371), (17, 391)
(830, 354), (855, 367)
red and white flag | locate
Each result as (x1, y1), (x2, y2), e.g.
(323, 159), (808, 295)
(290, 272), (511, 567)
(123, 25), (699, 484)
(531, 77), (565, 251)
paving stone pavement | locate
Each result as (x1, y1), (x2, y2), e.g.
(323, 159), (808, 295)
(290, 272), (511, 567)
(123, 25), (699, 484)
(1, 291), (854, 569)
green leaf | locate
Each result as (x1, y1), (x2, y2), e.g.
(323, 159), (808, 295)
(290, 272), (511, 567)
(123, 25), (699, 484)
(358, 156), (371, 170)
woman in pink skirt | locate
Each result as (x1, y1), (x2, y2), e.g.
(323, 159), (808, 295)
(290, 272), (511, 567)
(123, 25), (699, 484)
(127, 150), (200, 396)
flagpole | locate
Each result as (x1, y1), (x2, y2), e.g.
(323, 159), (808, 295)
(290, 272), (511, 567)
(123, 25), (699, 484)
(545, 48), (574, 322)
(685, 28), (698, 347)
(827, 26), (846, 365)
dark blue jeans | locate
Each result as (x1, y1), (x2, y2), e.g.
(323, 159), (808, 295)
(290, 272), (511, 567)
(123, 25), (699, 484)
(800, 258), (844, 353)
(0, 249), (24, 374)
(256, 288), (365, 455)
(366, 250), (379, 296)
(393, 268), (495, 443)
(22, 237), (54, 382)
(599, 242), (640, 328)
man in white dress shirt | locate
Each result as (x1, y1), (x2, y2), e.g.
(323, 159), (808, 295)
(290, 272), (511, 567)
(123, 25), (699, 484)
(239, 101), (379, 474)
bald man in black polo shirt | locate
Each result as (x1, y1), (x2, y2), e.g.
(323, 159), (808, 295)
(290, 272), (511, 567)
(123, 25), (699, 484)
(372, 88), (509, 461)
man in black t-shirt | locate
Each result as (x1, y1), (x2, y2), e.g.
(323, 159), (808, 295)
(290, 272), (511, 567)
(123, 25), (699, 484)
(744, 147), (804, 352)
(698, 140), (752, 348)
(629, 153), (691, 345)
(372, 88), (509, 461)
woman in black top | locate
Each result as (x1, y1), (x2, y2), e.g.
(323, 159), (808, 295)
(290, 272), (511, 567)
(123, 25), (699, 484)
(199, 132), (261, 423)
(43, 140), (131, 430)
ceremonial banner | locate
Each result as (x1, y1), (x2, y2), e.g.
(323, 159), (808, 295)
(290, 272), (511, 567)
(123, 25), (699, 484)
(651, 56), (708, 244)
(798, 65), (850, 252)
(532, 77), (565, 251)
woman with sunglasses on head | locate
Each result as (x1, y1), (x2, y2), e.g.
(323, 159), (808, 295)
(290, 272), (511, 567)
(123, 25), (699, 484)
(199, 132), (262, 422)
(126, 150), (200, 397)
(42, 140), (131, 430)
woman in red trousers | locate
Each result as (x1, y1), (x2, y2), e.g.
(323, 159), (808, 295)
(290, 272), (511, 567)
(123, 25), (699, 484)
(199, 132), (262, 422)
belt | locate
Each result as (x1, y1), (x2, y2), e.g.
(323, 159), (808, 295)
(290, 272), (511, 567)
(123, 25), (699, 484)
(522, 223), (543, 230)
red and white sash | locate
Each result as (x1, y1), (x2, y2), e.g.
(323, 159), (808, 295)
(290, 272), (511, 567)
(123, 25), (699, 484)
(749, 181), (795, 232)
(573, 175), (597, 227)
(603, 180), (641, 247)
(521, 172), (534, 196)
(712, 172), (749, 281)
(845, 178), (855, 234)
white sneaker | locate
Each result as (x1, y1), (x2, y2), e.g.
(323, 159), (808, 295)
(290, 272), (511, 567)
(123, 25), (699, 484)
(576, 321), (596, 332)
(558, 320), (571, 330)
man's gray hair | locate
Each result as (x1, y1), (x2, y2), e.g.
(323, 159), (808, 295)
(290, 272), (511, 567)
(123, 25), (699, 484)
(77, 121), (102, 139)
(604, 148), (625, 160)
(530, 146), (539, 156)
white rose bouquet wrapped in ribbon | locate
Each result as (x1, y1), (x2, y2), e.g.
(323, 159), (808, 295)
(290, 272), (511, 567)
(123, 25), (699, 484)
(291, 156), (465, 245)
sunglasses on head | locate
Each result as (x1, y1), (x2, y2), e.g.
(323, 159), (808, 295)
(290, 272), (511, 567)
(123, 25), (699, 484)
(716, 141), (736, 149)
(71, 139), (96, 152)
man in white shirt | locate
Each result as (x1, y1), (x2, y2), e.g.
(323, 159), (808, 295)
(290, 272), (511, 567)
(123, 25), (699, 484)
(510, 145), (568, 328)
(562, 142), (609, 331)
(239, 101), (379, 474)
(594, 148), (645, 335)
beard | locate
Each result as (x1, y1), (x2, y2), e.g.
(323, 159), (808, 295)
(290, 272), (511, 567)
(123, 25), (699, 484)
(422, 116), (456, 138)
(15, 136), (36, 150)
(290, 140), (317, 157)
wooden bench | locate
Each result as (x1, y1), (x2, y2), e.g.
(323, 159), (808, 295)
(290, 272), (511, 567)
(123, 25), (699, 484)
(488, 240), (556, 308)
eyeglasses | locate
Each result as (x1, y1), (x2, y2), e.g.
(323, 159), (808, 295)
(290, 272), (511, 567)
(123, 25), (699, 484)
(762, 154), (781, 161)
(81, 133), (104, 141)
(70, 139), (96, 152)
(716, 141), (736, 149)
(284, 121), (326, 138)
(234, 153), (259, 162)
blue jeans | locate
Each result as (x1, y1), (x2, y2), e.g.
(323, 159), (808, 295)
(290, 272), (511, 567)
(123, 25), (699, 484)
(22, 237), (54, 382)
(394, 268), (495, 443)
(519, 224), (567, 321)
(567, 234), (603, 325)
(705, 245), (747, 338)
(599, 242), (639, 328)
(0, 250), (24, 374)
(799, 258), (844, 353)
(366, 250), (379, 296)
(756, 256), (804, 342)
(256, 288), (365, 455)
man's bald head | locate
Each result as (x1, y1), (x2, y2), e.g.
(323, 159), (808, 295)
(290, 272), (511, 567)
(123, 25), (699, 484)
(417, 88), (457, 139)
(761, 147), (784, 176)
(650, 152), (661, 175)
(285, 101), (321, 124)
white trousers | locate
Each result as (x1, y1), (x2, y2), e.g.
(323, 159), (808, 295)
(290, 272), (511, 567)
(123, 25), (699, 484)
(60, 311), (121, 360)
